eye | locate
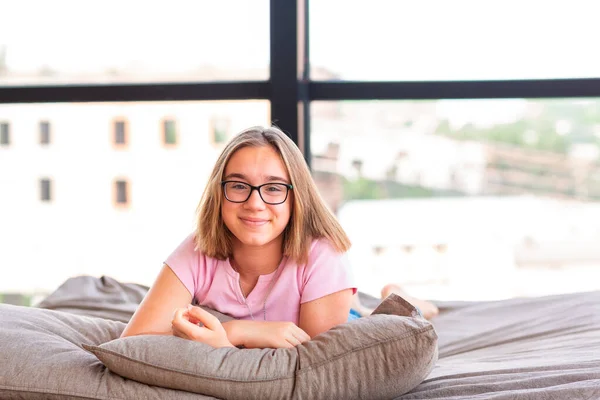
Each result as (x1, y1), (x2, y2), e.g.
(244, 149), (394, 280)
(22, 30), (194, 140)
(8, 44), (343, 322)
(229, 182), (249, 190)
(264, 184), (284, 192)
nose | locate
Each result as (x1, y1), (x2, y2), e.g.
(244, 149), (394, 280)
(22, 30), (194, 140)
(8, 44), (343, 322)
(244, 187), (266, 210)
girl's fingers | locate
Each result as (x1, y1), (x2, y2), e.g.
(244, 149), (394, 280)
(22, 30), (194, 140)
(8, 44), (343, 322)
(286, 335), (302, 347)
(174, 316), (211, 341)
(172, 326), (187, 339)
(187, 305), (223, 332)
(172, 307), (187, 324)
(294, 326), (311, 343)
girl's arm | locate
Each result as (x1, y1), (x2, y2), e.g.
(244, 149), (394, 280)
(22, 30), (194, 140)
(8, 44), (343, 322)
(121, 264), (192, 337)
(221, 319), (310, 348)
(298, 288), (354, 338)
(220, 288), (353, 347)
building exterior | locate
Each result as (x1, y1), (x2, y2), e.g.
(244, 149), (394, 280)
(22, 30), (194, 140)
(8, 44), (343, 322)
(2, 96), (600, 302)
(338, 196), (600, 301)
(0, 101), (269, 293)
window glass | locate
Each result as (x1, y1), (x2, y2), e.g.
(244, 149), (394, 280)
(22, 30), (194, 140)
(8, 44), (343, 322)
(311, 99), (600, 301)
(115, 179), (129, 205)
(0, 0), (269, 86)
(0, 122), (9, 145)
(40, 178), (51, 201)
(310, 1), (600, 81)
(40, 121), (51, 145)
(163, 119), (178, 145)
(211, 116), (231, 144)
(114, 120), (126, 145)
(0, 100), (269, 297)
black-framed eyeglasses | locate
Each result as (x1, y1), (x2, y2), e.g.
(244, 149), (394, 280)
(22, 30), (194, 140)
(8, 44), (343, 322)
(221, 180), (293, 205)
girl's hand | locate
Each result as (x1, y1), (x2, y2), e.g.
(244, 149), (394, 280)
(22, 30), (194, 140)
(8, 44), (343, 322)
(172, 305), (234, 348)
(223, 320), (311, 349)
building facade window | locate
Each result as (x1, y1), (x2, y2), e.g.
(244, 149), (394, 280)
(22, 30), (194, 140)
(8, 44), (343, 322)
(211, 116), (230, 144)
(163, 118), (177, 146)
(39, 121), (51, 145)
(0, 122), (9, 145)
(113, 119), (128, 147)
(40, 178), (52, 201)
(114, 179), (130, 207)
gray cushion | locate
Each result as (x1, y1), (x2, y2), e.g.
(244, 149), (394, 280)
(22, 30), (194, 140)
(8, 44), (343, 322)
(36, 275), (149, 323)
(84, 294), (438, 400)
(0, 303), (215, 400)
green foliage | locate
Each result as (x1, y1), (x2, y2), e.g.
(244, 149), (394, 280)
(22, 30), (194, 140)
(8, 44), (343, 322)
(0, 293), (31, 306)
(434, 99), (600, 154)
(342, 177), (462, 201)
(343, 177), (383, 200)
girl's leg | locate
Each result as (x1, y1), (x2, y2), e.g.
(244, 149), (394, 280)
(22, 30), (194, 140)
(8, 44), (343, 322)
(350, 293), (375, 318)
(381, 284), (439, 320)
(351, 285), (439, 320)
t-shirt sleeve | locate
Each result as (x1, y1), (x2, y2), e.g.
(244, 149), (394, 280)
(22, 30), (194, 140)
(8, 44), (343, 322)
(300, 240), (357, 304)
(164, 233), (201, 299)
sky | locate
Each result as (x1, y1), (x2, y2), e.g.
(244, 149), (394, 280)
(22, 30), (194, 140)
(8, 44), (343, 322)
(309, 0), (600, 81)
(2, 0), (599, 80)
(0, 1), (270, 73)
(1, 0), (599, 127)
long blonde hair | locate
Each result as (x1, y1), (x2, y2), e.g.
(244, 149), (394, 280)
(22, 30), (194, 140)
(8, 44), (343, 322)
(195, 126), (350, 264)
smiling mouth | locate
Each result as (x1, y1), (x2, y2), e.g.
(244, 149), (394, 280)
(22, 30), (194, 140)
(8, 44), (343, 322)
(240, 218), (269, 227)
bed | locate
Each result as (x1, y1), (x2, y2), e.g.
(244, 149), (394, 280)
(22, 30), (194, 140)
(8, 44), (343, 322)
(1, 275), (599, 399)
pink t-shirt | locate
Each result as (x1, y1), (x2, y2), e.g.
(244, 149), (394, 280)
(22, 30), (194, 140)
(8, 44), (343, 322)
(164, 234), (356, 324)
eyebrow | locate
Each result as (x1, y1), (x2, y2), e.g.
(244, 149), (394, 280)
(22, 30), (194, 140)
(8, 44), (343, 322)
(223, 173), (290, 184)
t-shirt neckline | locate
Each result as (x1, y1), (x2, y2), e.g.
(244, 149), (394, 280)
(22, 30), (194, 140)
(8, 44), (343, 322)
(225, 257), (286, 283)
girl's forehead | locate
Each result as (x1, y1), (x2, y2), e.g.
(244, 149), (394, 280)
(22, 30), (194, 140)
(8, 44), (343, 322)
(225, 146), (290, 179)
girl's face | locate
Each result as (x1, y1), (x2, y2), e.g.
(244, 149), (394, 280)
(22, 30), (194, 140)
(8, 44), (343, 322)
(221, 145), (293, 249)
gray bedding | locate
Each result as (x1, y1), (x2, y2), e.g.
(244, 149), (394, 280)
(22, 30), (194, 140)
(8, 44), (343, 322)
(2, 275), (600, 399)
(403, 293), (600, 399)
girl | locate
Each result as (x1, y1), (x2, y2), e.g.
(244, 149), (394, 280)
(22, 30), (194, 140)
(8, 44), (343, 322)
(121, 126), (356, 348)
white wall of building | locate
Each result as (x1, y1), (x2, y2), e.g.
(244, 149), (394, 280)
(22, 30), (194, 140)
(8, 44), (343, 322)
(338, 196), (600, 301)
(0, 101), (269, 294)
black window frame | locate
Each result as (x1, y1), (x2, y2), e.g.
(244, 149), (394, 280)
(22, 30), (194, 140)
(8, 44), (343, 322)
(1, 0), (600, 168)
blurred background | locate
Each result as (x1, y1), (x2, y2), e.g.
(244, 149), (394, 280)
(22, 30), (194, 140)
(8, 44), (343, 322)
(1, 0), (600, 305)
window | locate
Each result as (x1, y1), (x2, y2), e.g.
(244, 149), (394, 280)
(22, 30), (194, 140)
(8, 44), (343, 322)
(40, 178), (52, 202)
(163, 119), (177, 146)
(310, 2), (599, 81)
(39, 121), (51, 145)
(113, 119), (128, 147)
(0, 1), (269, 86)
(211, 116), (231, 144)
(0, 100), (269, 295)
(114, 179), (130, 207)
(0, 122), (9, 145)
(313, 99), (600, 301)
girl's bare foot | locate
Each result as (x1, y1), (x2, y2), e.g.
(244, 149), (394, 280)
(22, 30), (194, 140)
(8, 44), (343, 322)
(381, 284), (439, 320)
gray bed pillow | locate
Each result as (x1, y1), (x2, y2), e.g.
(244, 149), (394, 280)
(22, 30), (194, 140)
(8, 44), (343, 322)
(84, 294), (438, 400)
(0, 303), (213, 400)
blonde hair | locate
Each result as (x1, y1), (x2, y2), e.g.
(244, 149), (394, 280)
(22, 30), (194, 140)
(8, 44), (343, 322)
(195, 126), (350, 264)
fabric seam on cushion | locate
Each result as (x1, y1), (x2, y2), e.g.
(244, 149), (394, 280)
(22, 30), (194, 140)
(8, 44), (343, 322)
(297, 324), (435, 373)
(86, 345), (296, 383)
